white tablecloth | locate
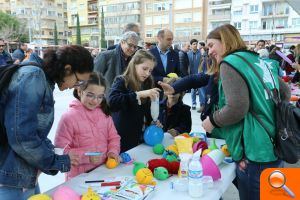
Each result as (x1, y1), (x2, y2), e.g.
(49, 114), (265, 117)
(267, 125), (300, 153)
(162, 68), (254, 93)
(45, 133), (236, 200)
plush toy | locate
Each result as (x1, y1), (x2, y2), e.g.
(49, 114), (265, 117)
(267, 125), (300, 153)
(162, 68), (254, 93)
(136, 168), (156, 185)
(81, 187), (101, 200)
(28, 194), (52, 200)
(209, 138), (218, 150)
(147, 158), (180, 174)
(106, 158), (119, 169)
(133, 162), (147, 175)
(192, 141), (208, 153)
(162, 150), (179, 162)
(52, 186), (81, 200)
(221, 144), (230, 157)
(154, 167), (169, 180)
(120, 152), (133, 164)
(153, 144), (165, 155)
(165, 144), (178, 155)
(174, 137), (193, 154)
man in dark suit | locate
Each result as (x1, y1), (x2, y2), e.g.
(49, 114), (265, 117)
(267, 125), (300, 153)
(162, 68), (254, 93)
(150, 29), (180, 85)
(179, 42), (190, 77)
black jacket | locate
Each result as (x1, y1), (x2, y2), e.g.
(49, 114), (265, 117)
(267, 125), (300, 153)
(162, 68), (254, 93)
(108, 76), (152, 152)
(178, 50), (189, 77)
(159, 99), (191, 134)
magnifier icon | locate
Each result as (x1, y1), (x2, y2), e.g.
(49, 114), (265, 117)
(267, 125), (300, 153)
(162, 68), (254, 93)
(268, 170), (295, 198)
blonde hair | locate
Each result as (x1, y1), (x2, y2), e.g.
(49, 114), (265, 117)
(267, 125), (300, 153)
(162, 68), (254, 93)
(123, 49), (156, 91)
(207, 24), (247, 58)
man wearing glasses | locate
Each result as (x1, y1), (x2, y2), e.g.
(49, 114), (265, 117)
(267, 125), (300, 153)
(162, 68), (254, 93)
(94, 31), (139, 90)
(0, 39), (13, 67)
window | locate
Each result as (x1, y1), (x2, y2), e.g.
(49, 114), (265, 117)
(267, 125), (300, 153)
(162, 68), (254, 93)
(249, 21), (258, 29)
(292, 18), (300, 27)
(175, 13), (192, 23)
(250, 5), (258, 13)
(175, 27), (191, 37)
(193, 12), (201, 22)
(175, 0), (192, 9)
(193, 0), (201, 8)
(233, 10), (242, 16)
(146, 31), (152, 38)
(153, 15), (169, 25)
(234, 22), (241, 30)
(192, 28), (201, 36)
(145, 3), (153, 11)
(145, 16), (152, 25)
(154, 3), (169, 11)
(274, 18), (287, 29)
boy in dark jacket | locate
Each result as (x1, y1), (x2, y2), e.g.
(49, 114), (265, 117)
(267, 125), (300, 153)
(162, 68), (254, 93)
(159, 79), (191, 136)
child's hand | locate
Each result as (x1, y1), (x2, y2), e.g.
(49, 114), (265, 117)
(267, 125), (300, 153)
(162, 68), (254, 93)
(69, 152), (80, 166)
(167, 128), (179, 137)
(89, 155), (101, 164)
(107, 152), (120, 163)
(137, 88), (160, 100)
(154, 120), (163, 129)
(158, 81), (175, 95)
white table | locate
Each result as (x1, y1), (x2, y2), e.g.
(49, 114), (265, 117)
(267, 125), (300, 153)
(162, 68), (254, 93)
(46, 133), (236, 200)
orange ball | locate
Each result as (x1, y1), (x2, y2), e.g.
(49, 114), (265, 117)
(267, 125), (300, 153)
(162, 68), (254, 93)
(106, 158), (118, 169)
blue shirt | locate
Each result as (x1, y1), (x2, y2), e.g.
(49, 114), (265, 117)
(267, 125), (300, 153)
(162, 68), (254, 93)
(157, 46), (170, 72)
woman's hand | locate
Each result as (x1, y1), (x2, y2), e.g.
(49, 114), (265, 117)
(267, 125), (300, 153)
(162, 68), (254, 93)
(137, 88), (160, 100)
(107, 152), (120, 163)
(202, 116), (215, 133)
(153, 120), (163, 128)
(158, 81), (175, 95)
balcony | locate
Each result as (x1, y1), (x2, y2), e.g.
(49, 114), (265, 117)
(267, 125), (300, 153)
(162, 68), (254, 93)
(209, 3), (231, 10)
(208, 14), (231, 21)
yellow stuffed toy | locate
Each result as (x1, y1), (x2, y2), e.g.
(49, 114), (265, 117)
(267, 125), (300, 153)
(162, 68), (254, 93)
(81, 187), (101, 200)
(136, 168), (156, 185)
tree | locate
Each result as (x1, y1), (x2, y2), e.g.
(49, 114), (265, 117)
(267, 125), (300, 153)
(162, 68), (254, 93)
(76, 13), (81, 45)
(100, 6), (106, 48)
(0, 11), (29, 42)
(54, 22), (58, 45)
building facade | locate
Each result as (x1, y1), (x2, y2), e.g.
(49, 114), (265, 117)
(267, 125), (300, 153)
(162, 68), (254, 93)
(143, 0), (207, 44)
(207, 0), (232, 33)
(231, 0), (300, 46)
(0, 0), (69, 45)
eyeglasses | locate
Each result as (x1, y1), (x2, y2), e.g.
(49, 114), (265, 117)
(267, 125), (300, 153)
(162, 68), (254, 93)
(73, 72), (85, 87)
(126, 41), (138, 50)
(83, 91), (105, 102)
(0, 45), (5, 47)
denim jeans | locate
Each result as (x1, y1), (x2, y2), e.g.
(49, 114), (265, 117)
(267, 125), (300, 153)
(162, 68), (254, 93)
(0, 184), (40, 200)
(236, 159), (284, 200)
(191, 88), (206, 106)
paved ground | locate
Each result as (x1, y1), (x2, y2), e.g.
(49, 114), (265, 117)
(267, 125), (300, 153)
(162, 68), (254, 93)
(39, 88), (299, 199)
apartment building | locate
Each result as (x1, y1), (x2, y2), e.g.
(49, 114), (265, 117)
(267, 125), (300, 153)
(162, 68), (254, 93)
(143, 0), (207, 44)
(0, 0), (69, 45)
(207, 0), (232, 33)
(67, 0), (100, 47)
(231, 0), (300, 46)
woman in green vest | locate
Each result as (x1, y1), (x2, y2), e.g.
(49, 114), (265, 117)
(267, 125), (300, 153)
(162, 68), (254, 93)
(202, 24), (291, 200)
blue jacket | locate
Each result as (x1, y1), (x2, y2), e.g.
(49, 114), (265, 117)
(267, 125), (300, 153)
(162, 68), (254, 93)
(0, 51), (13, 66)
(108, 76), (152, 152)
(187, 50), (201, 74)
(150, 46), (180, 83)
(0, 55), (70, 189)
(12, 48), (25, 62)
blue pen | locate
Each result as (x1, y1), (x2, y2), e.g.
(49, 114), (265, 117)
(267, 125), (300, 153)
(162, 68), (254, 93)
(84, 152), (102, 156)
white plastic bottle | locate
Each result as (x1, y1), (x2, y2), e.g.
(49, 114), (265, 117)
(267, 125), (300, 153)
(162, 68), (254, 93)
(150, 97), (159, 122)
(188, 149), (203, 198)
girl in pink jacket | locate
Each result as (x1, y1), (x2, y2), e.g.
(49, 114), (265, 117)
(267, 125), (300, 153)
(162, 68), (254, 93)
(55, 72), (120, 180)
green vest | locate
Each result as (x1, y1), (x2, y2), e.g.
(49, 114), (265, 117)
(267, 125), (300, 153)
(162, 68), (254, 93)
(212, 51), (280, 162)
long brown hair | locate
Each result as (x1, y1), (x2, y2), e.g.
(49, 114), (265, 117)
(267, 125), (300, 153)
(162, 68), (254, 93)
(206, 24), (247, 58)
(123, 49), (156, 91)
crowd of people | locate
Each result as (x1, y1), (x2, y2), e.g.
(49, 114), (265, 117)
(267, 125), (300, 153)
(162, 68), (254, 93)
(0, 22), (300, 200)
